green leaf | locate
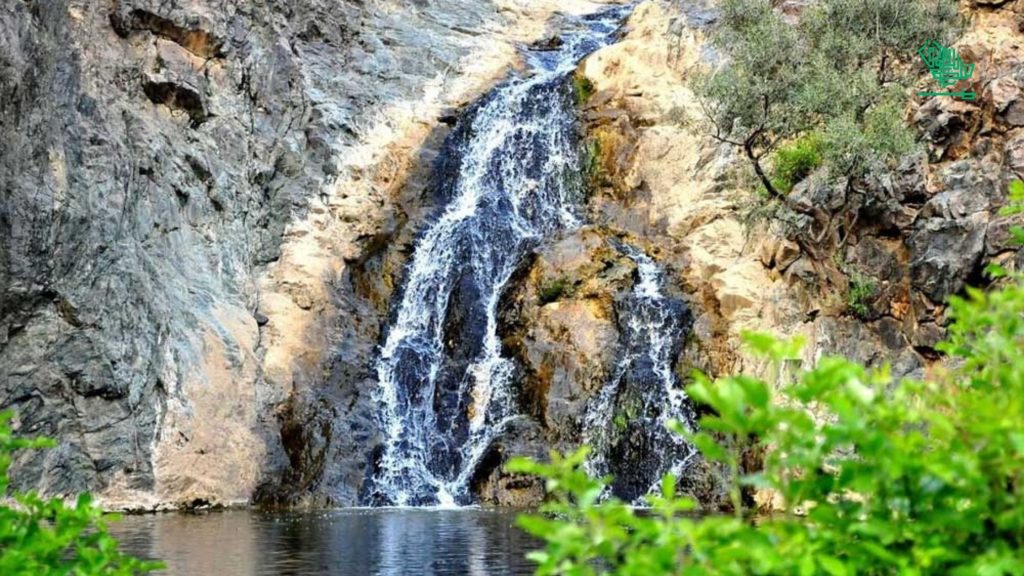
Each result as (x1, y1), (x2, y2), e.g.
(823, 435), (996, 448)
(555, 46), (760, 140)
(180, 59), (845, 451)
(819, 556), (849, 576)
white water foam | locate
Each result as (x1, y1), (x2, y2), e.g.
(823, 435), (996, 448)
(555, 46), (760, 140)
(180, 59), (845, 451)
(366, 6), (633, 506)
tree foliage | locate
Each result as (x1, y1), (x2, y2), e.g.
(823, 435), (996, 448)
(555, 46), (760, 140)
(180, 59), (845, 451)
(0, 412), (161, 575)
(696, 0), (958, 199)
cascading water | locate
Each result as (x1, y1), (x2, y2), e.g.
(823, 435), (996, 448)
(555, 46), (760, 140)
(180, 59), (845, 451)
(583, 244), (699, 504)
(362, 5), (634, 507)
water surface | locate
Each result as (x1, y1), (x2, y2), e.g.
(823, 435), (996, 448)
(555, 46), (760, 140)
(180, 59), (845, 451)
(112, 508), (538, 575)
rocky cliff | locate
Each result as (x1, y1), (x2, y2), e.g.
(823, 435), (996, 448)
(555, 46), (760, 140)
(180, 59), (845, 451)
(563, 0), (1023, 506)
(575, 0), (1022, 377)
(0, 0), (620, 509)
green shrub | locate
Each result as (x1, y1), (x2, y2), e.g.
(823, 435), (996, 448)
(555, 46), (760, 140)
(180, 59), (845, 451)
(0, 412), (161, 575)
(538, 277), (575, 305)
(770, 135), (822, 194)
(847, 272), (878, 318)
(511, 272), (1024, 574)
(572, 74), (595, 107)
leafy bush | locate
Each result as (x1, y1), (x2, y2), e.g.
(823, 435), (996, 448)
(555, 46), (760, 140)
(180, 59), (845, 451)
(846, 272), (878, 318)
(539, 277), (576, 305)
(820, 100), (916, 181)
(770, 135), (822, 194)
(511, 272), (1024, 574)
(0, 412), (161, 575)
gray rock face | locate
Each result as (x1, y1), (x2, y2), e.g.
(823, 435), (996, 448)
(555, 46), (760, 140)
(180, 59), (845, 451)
(907, 215), (989, 302)
(1, 0), (303, 501)
(0, 0), (585, 508)
(906, 160), (1001, 302)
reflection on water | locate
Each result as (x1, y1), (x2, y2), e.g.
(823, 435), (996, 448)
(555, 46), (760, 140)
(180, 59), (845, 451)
(111, 508), (538, 576)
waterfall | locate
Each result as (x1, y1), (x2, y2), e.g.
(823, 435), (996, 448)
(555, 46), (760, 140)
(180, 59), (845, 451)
(582, 244), (698, 504)
(362, 5), (633, 507)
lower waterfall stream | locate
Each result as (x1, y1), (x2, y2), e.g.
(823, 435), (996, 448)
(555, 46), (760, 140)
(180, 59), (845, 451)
(582, 244), (698, 504)
(362, 3), (696, 507)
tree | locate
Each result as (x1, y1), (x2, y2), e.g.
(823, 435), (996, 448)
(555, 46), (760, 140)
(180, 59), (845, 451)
(0, 412), (161, 575)
(695, 0), (806, 200)
(696, 0), (958, 203)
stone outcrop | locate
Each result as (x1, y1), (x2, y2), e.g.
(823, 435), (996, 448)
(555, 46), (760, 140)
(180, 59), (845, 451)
(468, 227), (638, 506)
(484, 226), (718, 506)
(499, 228), (636, 447)
(0, 0), (622, 509)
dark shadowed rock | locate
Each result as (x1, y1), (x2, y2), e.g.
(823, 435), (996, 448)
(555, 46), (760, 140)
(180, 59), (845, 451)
(914, 98), (982, 161)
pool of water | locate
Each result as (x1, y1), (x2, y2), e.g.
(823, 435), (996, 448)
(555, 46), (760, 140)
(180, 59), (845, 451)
(111, 508), (539, 575)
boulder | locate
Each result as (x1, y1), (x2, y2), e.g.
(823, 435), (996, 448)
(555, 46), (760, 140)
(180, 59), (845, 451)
(498, 228), (635, 447)
(986, 213), (1024, 255)
(471, 420), (547, 507)
(989, 75), (1024, 126)
(907, 213), (988, 302)
(913, 98), (981, 161)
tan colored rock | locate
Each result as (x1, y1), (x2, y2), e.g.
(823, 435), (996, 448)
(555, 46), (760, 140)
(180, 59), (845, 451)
(151, 305), (266, 507)
(523, 300), (619, 429)
(990, 76), (1021, 112)
(774, 239), (801, 271)
(499, 227), (635, 442)
(711, 261), (769, 323)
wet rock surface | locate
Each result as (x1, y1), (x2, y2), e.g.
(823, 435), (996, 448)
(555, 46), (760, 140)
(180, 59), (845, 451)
(498, 228), (636, 451)
(495, 227), (706, 505)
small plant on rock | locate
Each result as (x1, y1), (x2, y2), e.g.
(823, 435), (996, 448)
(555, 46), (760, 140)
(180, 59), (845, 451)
(770, 134), (822, 194)
(846, 271), (878, 318)
(538, 277), (575, 305)
(572, 74), (595, 107)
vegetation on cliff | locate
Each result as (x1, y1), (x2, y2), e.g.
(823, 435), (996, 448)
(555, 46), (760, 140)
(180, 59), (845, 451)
(0, 412), (159, 575)
(694, 0), (959, 258)
(512, 240), (1024, 573)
